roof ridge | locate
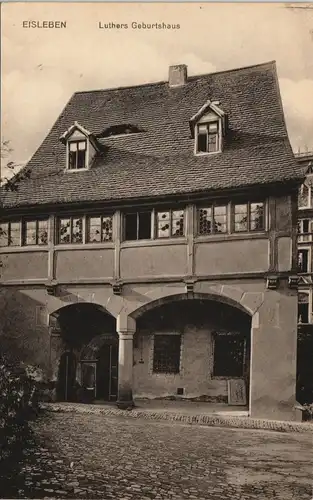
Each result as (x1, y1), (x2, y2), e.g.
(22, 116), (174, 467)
(73, 60), (276, 96)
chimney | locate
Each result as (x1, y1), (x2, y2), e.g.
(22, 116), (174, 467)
(168, 64), (187, 87)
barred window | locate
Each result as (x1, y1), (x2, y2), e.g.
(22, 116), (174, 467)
(58, 217), (83, 244)
(156, 209), (185, 238)
(0, 221), (21, 247)
(87, 216), (113, 243)
(213, 333), (246, 377)
(233, 202), (264, 232)
(198, 205), (227, 235)
(153, 335), (181, 374)
(24, 219), (48, 246)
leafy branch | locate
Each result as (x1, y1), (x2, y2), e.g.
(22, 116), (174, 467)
(1, 140), (31, 192)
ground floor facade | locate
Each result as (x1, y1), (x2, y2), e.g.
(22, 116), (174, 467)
(0, 278), (299, 420)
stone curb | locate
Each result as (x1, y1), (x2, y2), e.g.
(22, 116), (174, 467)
(42, 403), (313, 434)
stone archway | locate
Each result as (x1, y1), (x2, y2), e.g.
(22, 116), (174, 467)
(49, 302), (117, 402)
(128, 294), (252, 407)
(129, 291), (253, 320)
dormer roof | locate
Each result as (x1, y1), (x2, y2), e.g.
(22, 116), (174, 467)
(59, 121), (101, 151)
(189, 100), (227, 137)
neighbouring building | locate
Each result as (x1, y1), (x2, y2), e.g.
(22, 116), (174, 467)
(0, 61), (304, 421)
(296, 151), (313, 405)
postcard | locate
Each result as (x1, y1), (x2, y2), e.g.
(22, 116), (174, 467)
(1, 2), (313, 499)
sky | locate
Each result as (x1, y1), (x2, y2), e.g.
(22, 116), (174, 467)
(1, 2), (313, 176)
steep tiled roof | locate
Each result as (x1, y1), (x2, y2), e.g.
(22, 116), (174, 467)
(2, 61), (304, 209)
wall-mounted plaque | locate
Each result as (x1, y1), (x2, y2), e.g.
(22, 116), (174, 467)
(227, 379), (247, 406)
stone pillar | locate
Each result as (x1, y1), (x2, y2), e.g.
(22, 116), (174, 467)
(116, 314), (136, 409)
(249, 284), (298, 421)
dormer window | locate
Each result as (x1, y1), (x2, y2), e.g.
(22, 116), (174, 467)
(68, 140), (87, 170)
(60, 122), (102, 172)
(196, 122), (220, 154)
(190, 100), (226, 156)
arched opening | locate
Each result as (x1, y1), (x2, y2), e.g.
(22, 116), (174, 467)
(133, 297), (251, 407)
(79, 334), (119, 402)
(50, 303), (117, 403)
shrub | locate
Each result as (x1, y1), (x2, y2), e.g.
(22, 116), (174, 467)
(0, 356), (39, 466)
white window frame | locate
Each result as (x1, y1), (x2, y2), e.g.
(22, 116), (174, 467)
(298, 247), (311, 274)
(194, 116), (222, 156)
(66, 138), (89, 171)
(298, 219), (313, 243)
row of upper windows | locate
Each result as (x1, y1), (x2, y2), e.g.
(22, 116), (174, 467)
(0, 201), (265, 247)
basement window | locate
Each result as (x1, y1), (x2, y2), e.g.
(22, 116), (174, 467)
(153, 334), (181, 374)
(124, 211), (152, 241)
(213, 333), (246, 378)
(68, 140), (87, 170)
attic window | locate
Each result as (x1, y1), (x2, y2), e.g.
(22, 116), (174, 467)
(196, 122), (220, 154)
(68, 140), (87, 170)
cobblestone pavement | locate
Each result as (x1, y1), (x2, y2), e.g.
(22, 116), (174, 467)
(1, 411), (313, 499)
